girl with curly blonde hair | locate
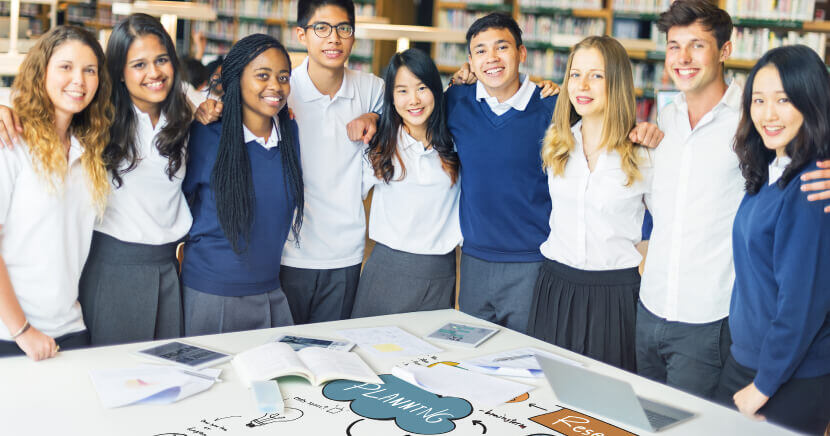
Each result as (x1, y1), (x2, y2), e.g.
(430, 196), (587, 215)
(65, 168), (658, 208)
(527, 35), (654, 372)
(0, 25), (112, 360)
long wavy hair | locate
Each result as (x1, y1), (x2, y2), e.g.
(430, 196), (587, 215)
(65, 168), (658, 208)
(734, 45), (830, 194)
(367, 48), (458, 184)
(541, 36), (642, 186)
(12, 25), (113, 214)
(105, 13), (192, 188)
(210, 34), (304, 253)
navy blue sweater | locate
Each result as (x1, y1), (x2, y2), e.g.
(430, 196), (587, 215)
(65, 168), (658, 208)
(181, 120), (298, 296)
(446, 84), (555, 262)
(730, 162), (830, 397)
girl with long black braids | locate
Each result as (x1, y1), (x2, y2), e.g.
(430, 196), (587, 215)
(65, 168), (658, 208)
(181, 34), (303, 334)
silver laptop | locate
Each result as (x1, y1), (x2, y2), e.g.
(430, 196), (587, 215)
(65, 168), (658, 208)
(537, 355), (695, 432)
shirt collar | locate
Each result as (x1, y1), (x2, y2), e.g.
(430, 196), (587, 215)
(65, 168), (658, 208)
(475, 74), (534, 111)
(243, 118), (280, 149)
(768, 155), (792, 185)
(672, 80), (743, 116)
(294, 57), (354, 102)
(67, 135), (84, 165)
(398, 127), (427, 152)
(132, 104), (167, 132)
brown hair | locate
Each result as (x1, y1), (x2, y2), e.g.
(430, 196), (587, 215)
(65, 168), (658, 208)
(656, 0), (733, 49)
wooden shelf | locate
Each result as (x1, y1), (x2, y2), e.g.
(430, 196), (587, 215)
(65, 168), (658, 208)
(436, 1), (513, 13)
(802, 20), (830, 32)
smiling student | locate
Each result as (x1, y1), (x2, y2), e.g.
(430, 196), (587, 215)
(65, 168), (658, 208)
(527, 36), (652, 372)
(352, 48), (460, 318)
(715, 45), (830, 435)
(0, 26), (112, 360)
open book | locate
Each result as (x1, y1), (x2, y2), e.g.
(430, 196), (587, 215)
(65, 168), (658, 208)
(232, 342), (382, 387)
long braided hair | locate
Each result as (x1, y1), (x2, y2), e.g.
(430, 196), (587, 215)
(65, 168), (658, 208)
(209, 34), (303, 253)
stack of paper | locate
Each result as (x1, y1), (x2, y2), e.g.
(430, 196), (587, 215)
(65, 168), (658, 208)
(336, 326), (442, 358)
(459, 347), (583, 378)
(89, 366), (221, 408)
(392, 364), (533, 408)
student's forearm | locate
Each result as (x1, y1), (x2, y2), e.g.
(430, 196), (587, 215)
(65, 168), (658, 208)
(0, 253), (27, 335)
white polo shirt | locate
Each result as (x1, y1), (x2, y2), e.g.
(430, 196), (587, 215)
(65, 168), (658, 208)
(0, 136), (94, 340)
(95, 106), (192, 245)
(362, 128), (461, 255)
(541, 120), (653, 270)
(281, 57), (384, 269)
(640, 82), (745, 323)
(475, 74), (535, 115)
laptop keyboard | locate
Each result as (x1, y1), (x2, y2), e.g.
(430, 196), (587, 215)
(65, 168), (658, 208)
(644, 408), (679, 429)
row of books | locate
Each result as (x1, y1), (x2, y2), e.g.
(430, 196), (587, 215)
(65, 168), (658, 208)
(724, 0), (815, 21)
(612, 0), (672, 14)
(524, 48), (569, 80)
(0, 3), (40, 16)
(519, 14), (606, 44)
(436, 9), (491, 32)
(731, 27), (826, 60)
(518, 0), (603, 10)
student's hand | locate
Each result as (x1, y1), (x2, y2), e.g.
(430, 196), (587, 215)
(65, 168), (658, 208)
(733, 383), (768, 421)
(451, 63), (476, 86)
(0, 105), (23, 149)
(628, 122), (664, 148)
(15, 327), (58, 361)
(801, 160), (830, 213)
(347, 112), (379, 144)
(195, 99), (223, 125)
(536, 80), (560, 98)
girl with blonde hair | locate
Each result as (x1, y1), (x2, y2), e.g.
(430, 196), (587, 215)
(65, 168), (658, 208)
(0, 25), (112, 360)
(527, 35), (653, 371)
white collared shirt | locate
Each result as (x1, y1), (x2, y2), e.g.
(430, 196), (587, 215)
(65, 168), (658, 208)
(281, 57), (384, 269)
(476, 74), (535, 116)
(641, 82), (746, 323)
(95, 106), (192, 244)
(769, 156), (791, 185)
(0, 136), (93, 340)
(541, 121), (653, 270)
(362, 128), (462, 255)
(243, 119), (280, 149)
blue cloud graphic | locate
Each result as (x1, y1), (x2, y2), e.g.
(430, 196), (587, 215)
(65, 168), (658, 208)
(323, 374), (473, 435)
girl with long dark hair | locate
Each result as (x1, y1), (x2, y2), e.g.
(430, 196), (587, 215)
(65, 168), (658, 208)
(77, 13), (193, 345)
(351, 48), (460, 317)
(715, 45), (830, 434)
(181, 34), (303, 334)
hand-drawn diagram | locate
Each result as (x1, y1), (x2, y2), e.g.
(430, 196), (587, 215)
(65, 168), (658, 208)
(245, 407), (304, 427)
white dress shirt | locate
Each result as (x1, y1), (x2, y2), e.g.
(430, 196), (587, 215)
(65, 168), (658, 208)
(641, 82), (746, 323)
(476, 74), (535, 115)
(281, 57), (384, 269)
(0, 136), (93, 340)
(95, 106), (192, 244)
(541, 120), (653, 270)
(362, 128), (462, 255)
(243, 119), (280, 149)
(768, 156), (791, 185)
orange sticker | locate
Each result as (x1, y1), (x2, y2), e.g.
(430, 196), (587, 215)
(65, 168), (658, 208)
(507, 392), (530, 403)
(530, 408), (638, 436)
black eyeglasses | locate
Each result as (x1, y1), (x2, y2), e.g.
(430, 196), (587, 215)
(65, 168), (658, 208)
(305, 21), (354, 39)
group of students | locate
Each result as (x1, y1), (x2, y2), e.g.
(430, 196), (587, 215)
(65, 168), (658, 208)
(0, 0), (828, 433)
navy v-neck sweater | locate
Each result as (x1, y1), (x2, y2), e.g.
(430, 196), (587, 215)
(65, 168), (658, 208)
(446, 83), (555, 262)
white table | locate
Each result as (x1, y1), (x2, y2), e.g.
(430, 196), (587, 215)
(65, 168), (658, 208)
(0, 309), (794, 435)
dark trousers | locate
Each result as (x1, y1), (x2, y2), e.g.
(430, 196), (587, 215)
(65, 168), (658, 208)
(0, 330), (90, 358)
(635, 301), (731, 400)
(279, 264), (361, 324)
(715, 354), (830, 435)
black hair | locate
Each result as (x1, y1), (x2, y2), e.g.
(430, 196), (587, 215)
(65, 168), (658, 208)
(183, 57), (210, 89)
(104, 13), (193, 188)
(210, 33), (304, 254)
(367, 48), (458, 184)
(465, 13), (523, 53)
(656, 0), (733, 49)
(734, 45), (830, 194)
(297, 0), (355, 27)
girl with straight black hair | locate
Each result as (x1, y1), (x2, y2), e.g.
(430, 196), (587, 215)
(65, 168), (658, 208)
(181, 33), (303, 334)
(351, 48), (461, 317)
(715, 45), (830, 434)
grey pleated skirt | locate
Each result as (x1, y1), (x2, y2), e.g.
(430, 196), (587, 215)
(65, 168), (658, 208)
(183, 285), (294, 336)
(527, 259), (640, 372)
(79, 231), (183, 346)
(351, 242), (456, 318)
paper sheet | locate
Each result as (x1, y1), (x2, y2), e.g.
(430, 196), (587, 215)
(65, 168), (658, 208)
(336, 326), (442, 358)
(89, 366), (221, 408)
(392, 364), (533, 408)
(459, 347), (583, 378)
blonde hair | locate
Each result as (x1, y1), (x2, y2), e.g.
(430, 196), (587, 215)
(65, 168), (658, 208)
(11, 25), (113, 214)
(541, 36), (641, 186)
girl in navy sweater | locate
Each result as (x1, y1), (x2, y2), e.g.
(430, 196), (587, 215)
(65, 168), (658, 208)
(181, 34), (303, 335)
(715, 45), (830, 434)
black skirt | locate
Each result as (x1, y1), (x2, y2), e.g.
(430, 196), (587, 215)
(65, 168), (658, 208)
(527, 259), (640, 372)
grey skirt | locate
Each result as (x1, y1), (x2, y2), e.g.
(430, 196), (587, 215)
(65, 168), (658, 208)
(183, 285), (294, 336)
(351, 243), (456, 318)
(79, 231), (183, 346)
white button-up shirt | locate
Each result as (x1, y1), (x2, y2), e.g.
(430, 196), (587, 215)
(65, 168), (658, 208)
(541, 121), (653, 270)
(95, 106), (192, 244)
(0, 136), (94, 340)
(243, 119), (280, 149)
(640, 82), (745, 323)
(476, 74), (535, 115)
(362, 128), (462, 255)
(281, 58), (384, 269)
